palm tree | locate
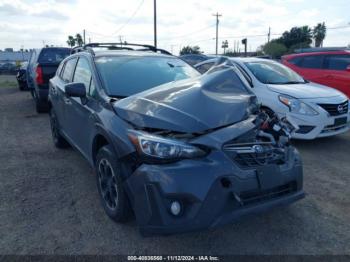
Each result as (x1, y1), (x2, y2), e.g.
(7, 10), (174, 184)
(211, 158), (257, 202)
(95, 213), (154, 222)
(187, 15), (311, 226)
(66, 36), (76, 47)
(313, 22), (326, 47)
(75, 34), (84, 46)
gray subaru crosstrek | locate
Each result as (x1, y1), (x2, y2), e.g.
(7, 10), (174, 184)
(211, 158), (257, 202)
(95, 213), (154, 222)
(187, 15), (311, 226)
(48, 43), (304, 236)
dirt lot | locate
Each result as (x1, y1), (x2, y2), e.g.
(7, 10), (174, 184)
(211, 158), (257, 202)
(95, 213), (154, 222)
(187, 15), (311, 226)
(0, 75), (349, 255)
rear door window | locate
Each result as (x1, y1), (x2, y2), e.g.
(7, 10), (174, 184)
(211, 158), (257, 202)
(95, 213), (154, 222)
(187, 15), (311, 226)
(325, 55), (350, 70)
(61, 58), (77, 83)
(300, 55), (324, 69)
(38, 48), (71, 63)
(56, 62), (64, 77)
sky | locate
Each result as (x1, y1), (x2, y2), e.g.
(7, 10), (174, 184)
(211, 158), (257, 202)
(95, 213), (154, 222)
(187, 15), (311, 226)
(0, 0), (349, 55)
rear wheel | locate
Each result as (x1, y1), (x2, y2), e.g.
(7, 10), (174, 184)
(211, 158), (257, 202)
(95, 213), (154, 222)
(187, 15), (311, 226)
(18, 82), (25, 91)
(49, 108), (69, 148)
(33, 90), (49, 113)
(95, 145), (132, 223)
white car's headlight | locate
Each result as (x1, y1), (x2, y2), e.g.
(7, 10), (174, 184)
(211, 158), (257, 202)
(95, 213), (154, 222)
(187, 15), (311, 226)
(279, 95), (318, 115)
(128, 131), (207, 161)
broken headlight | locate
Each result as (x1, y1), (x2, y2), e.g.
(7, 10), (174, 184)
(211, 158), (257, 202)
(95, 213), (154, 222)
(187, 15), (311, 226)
(128, 130), (207, 161)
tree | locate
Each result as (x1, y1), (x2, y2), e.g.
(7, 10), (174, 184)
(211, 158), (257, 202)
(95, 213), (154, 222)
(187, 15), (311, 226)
(67, 35), (76, 47)
(275, 26), (312, 50)
(313, 22), (326, 47)
(75, 33), (83, 46)
(179, 45), (201, 55)
(263, 42), (287, 58)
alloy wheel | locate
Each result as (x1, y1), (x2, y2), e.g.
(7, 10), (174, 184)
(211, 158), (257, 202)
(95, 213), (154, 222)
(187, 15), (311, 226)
(98, 158), (119, 211)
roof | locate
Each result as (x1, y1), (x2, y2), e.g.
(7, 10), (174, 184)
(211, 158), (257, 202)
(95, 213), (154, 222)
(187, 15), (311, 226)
(92, 50), (173, 58)
(0, 51), (31, 62)
(229, 57), (268, 63)
(283, 49), (350, 59)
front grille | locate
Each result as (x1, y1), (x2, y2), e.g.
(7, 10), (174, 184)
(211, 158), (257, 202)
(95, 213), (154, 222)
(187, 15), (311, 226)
(239, 182), (297, 206)
(223, 142), (286, 168)
(318, 100), (348, 116)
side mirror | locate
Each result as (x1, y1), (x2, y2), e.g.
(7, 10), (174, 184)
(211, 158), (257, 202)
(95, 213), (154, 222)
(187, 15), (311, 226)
(65, 82), (86, 97)
(346, 65), (350, 72)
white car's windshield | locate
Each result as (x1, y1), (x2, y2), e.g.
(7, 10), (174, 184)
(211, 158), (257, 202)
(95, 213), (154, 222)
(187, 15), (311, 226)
(245, 60), (306, 85)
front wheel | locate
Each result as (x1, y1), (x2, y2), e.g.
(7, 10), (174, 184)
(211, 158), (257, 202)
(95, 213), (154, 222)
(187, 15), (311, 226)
(261, 107), (276, 118)
(95, 145), (132, 223)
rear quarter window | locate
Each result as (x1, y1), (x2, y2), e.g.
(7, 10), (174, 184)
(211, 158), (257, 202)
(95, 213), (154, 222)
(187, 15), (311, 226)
(38, 48), (71, 63)
(288, 56), (303, 66)
(61, 58), (77, 83)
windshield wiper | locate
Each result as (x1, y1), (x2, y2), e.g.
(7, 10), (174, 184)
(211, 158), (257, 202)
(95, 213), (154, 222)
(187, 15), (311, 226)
(109, 95), (127, 99)
(267, 81), (305, 85)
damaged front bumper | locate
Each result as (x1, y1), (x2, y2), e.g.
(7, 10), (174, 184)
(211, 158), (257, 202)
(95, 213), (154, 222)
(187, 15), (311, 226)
(124, 142), (304, 236)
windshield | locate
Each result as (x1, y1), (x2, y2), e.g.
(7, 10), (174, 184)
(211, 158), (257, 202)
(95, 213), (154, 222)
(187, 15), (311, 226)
(95, 56), (200, 97)
(38, 48), (71, 63)
(245, 60), (305, 84)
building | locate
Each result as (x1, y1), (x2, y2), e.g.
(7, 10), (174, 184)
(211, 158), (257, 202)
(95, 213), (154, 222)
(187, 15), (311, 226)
(0, 51), (31, 64)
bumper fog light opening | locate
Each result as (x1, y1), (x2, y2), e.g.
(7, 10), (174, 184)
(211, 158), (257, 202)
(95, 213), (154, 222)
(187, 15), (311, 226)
(170, 201), (182, 216)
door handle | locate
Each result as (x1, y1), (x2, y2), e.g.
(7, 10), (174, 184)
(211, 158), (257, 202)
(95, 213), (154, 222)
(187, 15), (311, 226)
(326, 75), (334, 79)
(64, 97), (72, 104)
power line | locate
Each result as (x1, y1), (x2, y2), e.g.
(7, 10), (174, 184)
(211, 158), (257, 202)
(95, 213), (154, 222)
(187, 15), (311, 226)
(110, 0), (145, 37)
(159, 24), (215, 41)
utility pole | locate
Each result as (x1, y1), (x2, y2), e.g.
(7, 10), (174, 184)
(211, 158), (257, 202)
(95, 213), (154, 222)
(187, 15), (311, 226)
(267, 27), (271, 43)
(119, 35), (123, 47)
(213, 12), (222, 55)
(154, 0), (157, 48)
(83, 29), (86, 45)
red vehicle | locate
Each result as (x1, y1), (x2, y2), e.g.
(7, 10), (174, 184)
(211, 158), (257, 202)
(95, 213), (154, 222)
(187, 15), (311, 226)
(282, 49), (350, 98)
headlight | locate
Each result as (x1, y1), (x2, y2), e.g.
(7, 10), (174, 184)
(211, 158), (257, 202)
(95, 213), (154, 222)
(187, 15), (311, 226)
(279, 95), (318, 115)
(128, 130), (207, 161)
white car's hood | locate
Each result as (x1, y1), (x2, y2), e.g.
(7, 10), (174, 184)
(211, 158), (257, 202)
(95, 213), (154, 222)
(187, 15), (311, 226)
(267, 82), (346, 99)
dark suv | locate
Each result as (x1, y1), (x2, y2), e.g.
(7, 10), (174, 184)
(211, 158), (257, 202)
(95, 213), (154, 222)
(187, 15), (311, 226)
(27, 47), (71, 112)
(48, 43), (304, 235)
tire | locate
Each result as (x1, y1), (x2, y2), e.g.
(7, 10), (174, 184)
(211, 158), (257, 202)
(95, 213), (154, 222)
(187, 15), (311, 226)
(261, 107), (276, 118)
(18, 82), (25, 91)
(95, 145), (132, 223)
(33, 90), (49, 113)
(49, 108), (70, 148)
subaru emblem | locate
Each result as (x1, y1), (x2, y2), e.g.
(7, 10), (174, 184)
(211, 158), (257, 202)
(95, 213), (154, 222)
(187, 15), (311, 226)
(252, 145), (264, 153)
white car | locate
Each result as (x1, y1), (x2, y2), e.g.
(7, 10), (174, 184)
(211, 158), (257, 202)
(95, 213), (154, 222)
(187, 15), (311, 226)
(194, 57), (350, 140)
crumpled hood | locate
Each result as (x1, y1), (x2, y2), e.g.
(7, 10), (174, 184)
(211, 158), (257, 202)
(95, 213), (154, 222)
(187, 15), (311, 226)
(267, 82), (346, 99)
(114, 69), (256, 133)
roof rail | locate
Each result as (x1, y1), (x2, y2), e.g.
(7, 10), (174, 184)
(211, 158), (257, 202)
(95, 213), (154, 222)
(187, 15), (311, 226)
(294, 47), (350, 53)
(70, 42), (172, 55)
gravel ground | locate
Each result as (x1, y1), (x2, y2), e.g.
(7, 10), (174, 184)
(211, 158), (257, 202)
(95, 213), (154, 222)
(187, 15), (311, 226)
(0, 76), (350, 255)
